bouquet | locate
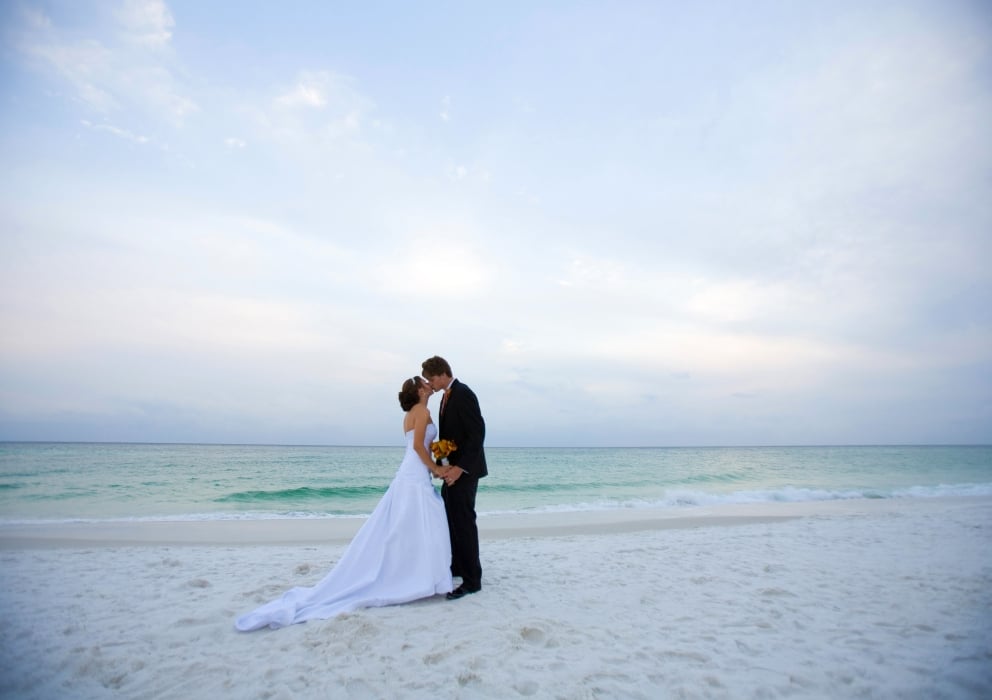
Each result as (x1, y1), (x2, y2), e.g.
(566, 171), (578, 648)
(430, 439), (457, 462)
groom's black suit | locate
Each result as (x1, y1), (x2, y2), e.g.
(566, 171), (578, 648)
(438, 379), (487, 592)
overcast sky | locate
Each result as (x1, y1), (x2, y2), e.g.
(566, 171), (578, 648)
(1, 0), (990, 447)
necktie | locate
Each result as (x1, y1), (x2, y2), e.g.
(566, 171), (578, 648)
(441, 388), (451, 414)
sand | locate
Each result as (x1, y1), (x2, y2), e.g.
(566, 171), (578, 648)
(1, 497), (990, 699)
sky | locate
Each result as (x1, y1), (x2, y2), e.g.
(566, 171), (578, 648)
(0, 0), (990, 447)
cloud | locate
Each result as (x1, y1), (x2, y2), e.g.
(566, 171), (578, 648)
(27, 37), (119, 111)
(368, 226), (497, 300)
(116, 0), (175, 47)
(15, 2), (196, 123)
(275, 74), (330, 108)
(260, 70), (375, 149)
(0, 207), (368, 364)
(272, 70), (371, 117)
(81, 119), (149, 144)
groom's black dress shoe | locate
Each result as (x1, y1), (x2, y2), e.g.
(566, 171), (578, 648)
(446, 585), (480, 600)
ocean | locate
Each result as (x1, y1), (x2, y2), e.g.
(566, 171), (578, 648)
(1, 442), (990, 524)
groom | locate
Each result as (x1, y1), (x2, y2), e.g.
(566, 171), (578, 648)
(422, 355), (487, 600)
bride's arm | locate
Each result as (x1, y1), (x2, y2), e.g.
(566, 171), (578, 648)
(412, 407), (443, 476)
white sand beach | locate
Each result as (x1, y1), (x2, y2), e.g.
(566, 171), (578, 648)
(1, 497), (990, 699)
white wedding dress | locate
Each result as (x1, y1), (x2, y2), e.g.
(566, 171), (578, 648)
(235, 424), (453, 631)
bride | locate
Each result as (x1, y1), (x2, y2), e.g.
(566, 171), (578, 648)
(235, 377), (454, 631)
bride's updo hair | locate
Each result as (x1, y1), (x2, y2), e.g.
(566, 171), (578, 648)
(398, 377), (422, 411)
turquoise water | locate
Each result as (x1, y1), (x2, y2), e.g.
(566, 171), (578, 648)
(0, 442), (990, 523)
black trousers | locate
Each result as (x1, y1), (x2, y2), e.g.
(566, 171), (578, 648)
(442, 476), (482, 590)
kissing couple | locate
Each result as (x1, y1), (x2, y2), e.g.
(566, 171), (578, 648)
(235, 355), (487, 631)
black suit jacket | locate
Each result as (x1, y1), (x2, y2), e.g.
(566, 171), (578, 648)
(439, 379), (487, 479)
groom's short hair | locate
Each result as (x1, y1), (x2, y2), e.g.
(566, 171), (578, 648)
(422, 355), (452, 378)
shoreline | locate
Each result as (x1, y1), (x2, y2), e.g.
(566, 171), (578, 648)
(2, 495), (987, 549)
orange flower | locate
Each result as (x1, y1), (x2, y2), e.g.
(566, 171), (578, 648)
(430, 439), (457, 460)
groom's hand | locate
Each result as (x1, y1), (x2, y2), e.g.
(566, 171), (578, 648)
(444, 467), (465, 486)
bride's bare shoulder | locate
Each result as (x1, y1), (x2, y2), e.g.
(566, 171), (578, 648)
(404, 404), (429, 428)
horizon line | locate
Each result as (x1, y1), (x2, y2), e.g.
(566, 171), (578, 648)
(2, 440), (990, 450)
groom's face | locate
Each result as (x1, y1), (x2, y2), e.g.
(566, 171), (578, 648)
(424, 374), (447, 392)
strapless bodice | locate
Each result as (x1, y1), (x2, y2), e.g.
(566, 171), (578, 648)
(398, 423), (437, 481)
(405, 423), (437, 449)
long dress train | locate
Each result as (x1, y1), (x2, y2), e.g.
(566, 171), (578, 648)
(235, 424), (453, 631)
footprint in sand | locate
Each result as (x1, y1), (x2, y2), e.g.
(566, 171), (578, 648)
(520, 626), (545, 644)
(514, 680), (540, 695)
